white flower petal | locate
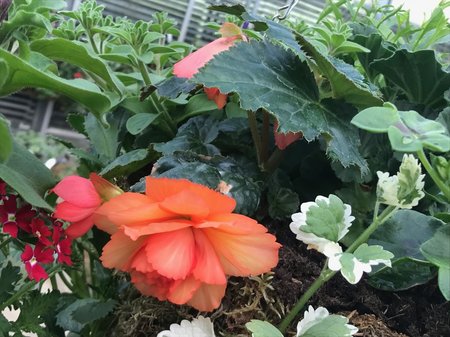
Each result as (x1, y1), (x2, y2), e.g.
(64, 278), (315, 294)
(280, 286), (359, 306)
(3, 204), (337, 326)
(157, 316), (216, 337)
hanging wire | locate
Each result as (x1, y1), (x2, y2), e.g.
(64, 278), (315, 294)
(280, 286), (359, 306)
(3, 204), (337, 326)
(273, 0), (301, 21)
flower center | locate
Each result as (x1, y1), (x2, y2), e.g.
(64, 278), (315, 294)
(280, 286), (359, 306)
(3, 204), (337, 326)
(30, 257), (37, 266)
(7, 213), (16, 222)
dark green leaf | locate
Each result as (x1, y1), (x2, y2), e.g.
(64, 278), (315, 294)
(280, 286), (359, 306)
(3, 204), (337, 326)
(367, 257), (437, 291)
(155, 76), (197, 99)
(371, 49), (450, 110)
(267, 170), (299, 220)
(208, 3), (246, 17)
(0, 314), (11, 337)
(0, 115), (12, 162)
(0, 141), (55, 209)
(296, 33), (383, 108)
(71, 299), (116, 324)
(0, 262), (20, 304)
(195, 40), (368, 174)
(100, 149), (150, 179)
(66, 113), (87, 137)
(153, 116), (220, 156)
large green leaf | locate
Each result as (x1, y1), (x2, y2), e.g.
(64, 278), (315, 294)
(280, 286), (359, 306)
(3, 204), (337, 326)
(371, 49), (450, 110)
(245, 320), (283, 337)
(0, 49), (115, 118)
(0, 11), (51, 42)
(0, 115), (12, 162)
(368, 210), (443, 290)
(100, 149), (150, 179)
(0, 141), (55, 209)
(420, 224), (450, 268)
(195, 40), (368, 173)
(30, 38), (125, 95)
(296, 34), (383, 108)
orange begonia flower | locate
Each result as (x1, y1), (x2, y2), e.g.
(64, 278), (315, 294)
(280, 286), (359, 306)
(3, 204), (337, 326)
(173, 23), (246, 110)
(53, 173), (123, 238)
(96, 177), (280, 311)
(273, 120), (303, 150)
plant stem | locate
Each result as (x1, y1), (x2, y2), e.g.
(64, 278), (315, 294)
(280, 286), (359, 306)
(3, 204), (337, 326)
(87, 33), (100, 54)
(279, 205), (398, 333)
(247, 111), (262, 166)
(0, 266), (59, 311)
(0, 237), (12, 251)
(261, 111), (270, 164)
(417, 149), (450, 202)
(264, 148), (284, 174)
(278, 267), (335, 333)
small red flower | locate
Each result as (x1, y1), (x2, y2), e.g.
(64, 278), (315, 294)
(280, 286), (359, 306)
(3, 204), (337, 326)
(73, 72), (83, 79)
(30, 218), (52, 246)
(21, 244), (54, 282)
(0, 180), (6, 196)
(0, 196), (36, 237)
(52, 223), (73, 266)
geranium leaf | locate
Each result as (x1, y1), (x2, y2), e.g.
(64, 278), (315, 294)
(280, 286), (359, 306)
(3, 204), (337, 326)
(0, 114), (12, 163)
(195, 40), (368, 174)
(296, 34), (383, 108)
(438, 267), (450, 300)
(0, 141), (55, 210)
(298, 307), (357, 337)
(353, 243), (394, 264)
(371, 49), (450, 110)
(351, 104), (400, 133)
(420, 224), (450, 269)
(0, 49), (116, 118)
(245, 320), (283, 337)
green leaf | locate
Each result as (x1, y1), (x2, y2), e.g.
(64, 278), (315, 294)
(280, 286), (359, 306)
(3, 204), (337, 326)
(0, 49), (115, 118)
(155, 76), (197, 99)
(438, 267), (450, 301)
(0, 10), (52, 42)
(183, 93), (218, 119)
(195, 40), (368, 174)
(100, 149), (150, 179)
(30, 38), (125, 95)
(351, 104), (400, 132)
(17, 0), (66, 11)
(0, 314), (11, 337)
(245, 320), (283, 337)
(420, 224), (450, 268)
(296, 34), (383, 108)
(0, 141), (55, 209)
(353, 243), (394, 264)
(0, 115), (12, 162)
(153, 116), (221, 156)
(0, 262), (20, 304)
(208, 4), (246, 16)
(267, 170), (300, 220)
(66, 113), (87, 137)
(126, 113), (159, 135)
(300, 313), (357, 337)
(367, 257), (437, 291)
(371, 49), (450, 110)
(0, 60), (8, 88)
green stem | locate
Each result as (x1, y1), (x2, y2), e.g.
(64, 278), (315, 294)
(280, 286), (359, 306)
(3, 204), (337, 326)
(279, 268), (336, 333)
(264, 148), (284, 174)
(417, 149), (450, 202)
(138, 60), (152, 86)
(247, 111), (262, 166)
(279, 205), (398, 333)
(0, 237), (12, 251)
(0, 266), (59, 311)
(87, 33), (100, 54)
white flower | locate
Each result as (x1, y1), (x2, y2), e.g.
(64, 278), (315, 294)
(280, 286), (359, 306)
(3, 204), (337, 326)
(157, 316), (216, 337)
(296, 306), (358, 337)
(377, 154), (425, 209)
(290, 195), (354, 253)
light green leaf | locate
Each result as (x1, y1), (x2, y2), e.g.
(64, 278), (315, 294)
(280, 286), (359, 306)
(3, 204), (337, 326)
(183, 94), (218, 119)
(0, 141), (55, 210)
(351, 104), (400, 132)
(126, 113), (159, 135)
(296, 34), (383, 108)
(30, 38), (125, 95)
(195, 40), (368, 173)
(100, 149), (150, 179)
(0, 49), (114, 118)
(438, 267), (450, 301)
(353, 243), (394, 264)
(245, 320), (283, 337)
(0, 11), (52, 42)
(17, 0), (66, 11)
(297, 306), (357, 337)
(0, 115), (12, 162)
(420, 224), (450, 269)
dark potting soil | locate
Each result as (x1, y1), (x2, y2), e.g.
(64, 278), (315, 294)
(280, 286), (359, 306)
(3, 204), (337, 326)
(269, 222), (450, 337)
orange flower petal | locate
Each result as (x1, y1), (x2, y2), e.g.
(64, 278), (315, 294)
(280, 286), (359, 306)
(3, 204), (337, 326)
(101, 231), (146, 271)
(65, 215), (95, 238)
(173, 36), (239, 79)
(146, 177), (236, 215)
(159, 189), (209, 218)
(95, 192), (173, 228)
(130, 246), (154, 274)
(197, 213), (267, 234)
(54, 201), (97, 222)
(192, 229), (226, 284)
(204, 87), (227, 109)
(146, 227), (196, 280)
(187, 283), (227, 312)
(92, 212), (118, 235)
(123, 220), (192, 241)
(203, 228), (280, 277)
(53, 176), (101, 207)
(131, 270), (170, 301)
(167, 276), (201, 304)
